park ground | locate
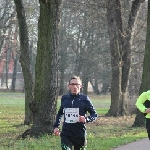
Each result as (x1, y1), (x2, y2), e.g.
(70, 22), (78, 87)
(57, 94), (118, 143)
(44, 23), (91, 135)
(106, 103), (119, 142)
(0, 93), (147, 150)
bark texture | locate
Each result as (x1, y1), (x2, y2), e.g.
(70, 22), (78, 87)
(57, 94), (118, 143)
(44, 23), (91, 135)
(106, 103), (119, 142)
(14, 0), (34, 125)
(107, 0), (144, 116)
(30, 0), (62, 136)
(134, 0), (150, 126)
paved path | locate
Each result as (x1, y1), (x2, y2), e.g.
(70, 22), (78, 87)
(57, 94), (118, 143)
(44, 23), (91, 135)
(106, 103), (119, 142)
(112, 138), (149, 150)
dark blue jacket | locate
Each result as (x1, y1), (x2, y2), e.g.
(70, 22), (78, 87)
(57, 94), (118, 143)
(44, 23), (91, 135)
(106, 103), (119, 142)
(53, 93), (98, 137)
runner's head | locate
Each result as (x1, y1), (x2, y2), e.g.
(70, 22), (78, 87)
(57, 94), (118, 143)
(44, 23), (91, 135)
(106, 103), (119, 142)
(68, 76), (82, 95)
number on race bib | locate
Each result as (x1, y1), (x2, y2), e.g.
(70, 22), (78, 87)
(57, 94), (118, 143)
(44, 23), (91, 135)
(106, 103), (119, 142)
(64, 108), (79, 123)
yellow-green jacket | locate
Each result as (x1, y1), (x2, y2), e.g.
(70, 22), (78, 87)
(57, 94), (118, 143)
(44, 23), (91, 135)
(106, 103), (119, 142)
(135, 90), (150, 118)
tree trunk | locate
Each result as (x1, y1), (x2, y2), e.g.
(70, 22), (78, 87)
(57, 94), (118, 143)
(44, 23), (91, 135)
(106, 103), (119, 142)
(11, 56), (18, 92)
(121, 0), (144, 115)
(106, 0), (123, 116)
(30, 0), (62, 136)
(11, 24), (19, 92)
(106, 0), (144, 116)
(59, 15), (68, 95)
(134, 0), (150, 126)
(82, 75), (88, 95)
(14, 0), (34, 125)
(90, 78), (100, 95)
(5, 43), (9, 89)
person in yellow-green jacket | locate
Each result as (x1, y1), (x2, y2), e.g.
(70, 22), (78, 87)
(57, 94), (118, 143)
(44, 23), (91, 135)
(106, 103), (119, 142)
(135, 90), (150, 139)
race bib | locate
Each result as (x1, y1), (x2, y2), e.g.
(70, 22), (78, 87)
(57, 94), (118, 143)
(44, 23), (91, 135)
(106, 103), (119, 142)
(64, 108), (79, 123)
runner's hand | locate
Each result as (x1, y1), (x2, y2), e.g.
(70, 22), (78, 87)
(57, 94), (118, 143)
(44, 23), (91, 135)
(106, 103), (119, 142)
(54, 128), (60, 136)
(79, 116), (86, 123)
(146, 108), (150, 113)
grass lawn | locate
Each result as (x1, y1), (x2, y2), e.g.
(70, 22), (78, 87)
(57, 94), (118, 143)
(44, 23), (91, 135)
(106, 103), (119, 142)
(0, 92), (147, 150)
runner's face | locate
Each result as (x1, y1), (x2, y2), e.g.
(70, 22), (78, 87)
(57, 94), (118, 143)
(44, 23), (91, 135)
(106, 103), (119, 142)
(68, 79), (82, 95)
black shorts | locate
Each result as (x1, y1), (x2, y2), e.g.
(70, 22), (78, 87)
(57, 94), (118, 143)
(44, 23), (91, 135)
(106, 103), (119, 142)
(61, 135), (86, 150)
(146, 118), (150, 139)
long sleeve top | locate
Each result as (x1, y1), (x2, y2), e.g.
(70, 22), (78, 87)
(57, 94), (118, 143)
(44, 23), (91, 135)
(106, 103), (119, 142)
(53, 93), (98, 137)
(135, 90), (150, 118)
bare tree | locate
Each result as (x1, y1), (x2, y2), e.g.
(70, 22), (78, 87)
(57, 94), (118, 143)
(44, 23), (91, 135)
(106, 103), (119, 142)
(14, 0), (62, 137)
(28, 0), (62, 137)
(14, 0), (34, 125)
(106, 0), (145, 116)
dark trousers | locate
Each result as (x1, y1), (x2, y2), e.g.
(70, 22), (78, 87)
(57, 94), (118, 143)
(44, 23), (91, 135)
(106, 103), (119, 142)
(146, 118), (150, 140)
(61, 135), (86, 150)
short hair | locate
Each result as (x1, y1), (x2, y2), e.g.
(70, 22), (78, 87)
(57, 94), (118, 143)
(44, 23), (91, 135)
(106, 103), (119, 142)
(69, 76), (81, 84)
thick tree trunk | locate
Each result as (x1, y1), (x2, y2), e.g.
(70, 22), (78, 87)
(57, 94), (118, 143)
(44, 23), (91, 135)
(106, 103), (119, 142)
(14, 0), (34, 125)
(134, 0), (150, 126)
(106, 0), (123, 116)
(30, 0), (62, 136)
(107, 0), (144, 116)
(121, 0), (144, 115)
